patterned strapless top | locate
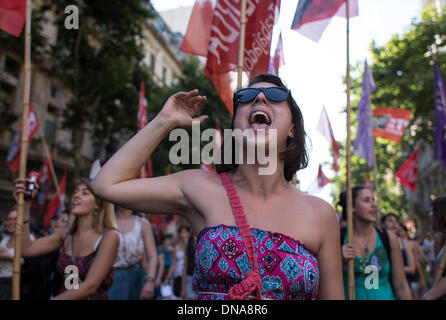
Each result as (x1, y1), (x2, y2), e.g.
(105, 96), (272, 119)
(193, 224), (319, 300)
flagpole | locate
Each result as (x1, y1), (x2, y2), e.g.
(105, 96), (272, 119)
(237, 0), (247, 89)
(365, 63), (381, 221)
(12, 0), (32, 300)
(345, 0), (355, 300)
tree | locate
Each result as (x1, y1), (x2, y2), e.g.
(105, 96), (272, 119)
(48, 0), (155, 181)
(332, 6), (446, 232)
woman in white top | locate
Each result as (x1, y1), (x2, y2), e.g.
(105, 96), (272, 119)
(169, 225), (191, 299)
(108, 206), (157, 299)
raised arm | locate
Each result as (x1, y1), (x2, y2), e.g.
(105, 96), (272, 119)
(14, 178), (65, 258)
(91, 90), (207, 216)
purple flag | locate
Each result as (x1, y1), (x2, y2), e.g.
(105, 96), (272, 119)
(433, 60), (446, 169)
(353, 60), (376, 167)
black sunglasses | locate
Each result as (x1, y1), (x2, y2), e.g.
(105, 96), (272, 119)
(234, 87), (290, 104)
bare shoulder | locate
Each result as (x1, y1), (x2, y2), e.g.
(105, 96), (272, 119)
(298, 192), (338, 222)
(103, 229), (120, 242)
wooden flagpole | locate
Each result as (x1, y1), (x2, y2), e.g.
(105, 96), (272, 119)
(345, 0), (355, 300)
(237, 0), (247, 90)
(12, 0), (32, 300)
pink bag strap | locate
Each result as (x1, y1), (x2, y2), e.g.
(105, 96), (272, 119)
(219, 172), (262, 300)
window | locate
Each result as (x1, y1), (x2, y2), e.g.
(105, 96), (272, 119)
(3, 56), (21, 78)
(45, 104), (59, 147)
(50, 83), (61, 100)
(0, 81), (16, 111)
(150, 53), (156, 73)
(162, 67), (167, 86)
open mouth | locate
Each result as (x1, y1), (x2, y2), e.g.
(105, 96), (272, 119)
(249, 111), (271, 128)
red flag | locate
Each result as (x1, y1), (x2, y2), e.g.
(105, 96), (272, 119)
(268, 32), (284, 75)
(373, 108), (412, 143)
(0, 0), (25, 37)
(316, 164), (330, 188)
(31, 154), (53, 213)
(43, 171), (67, 229)
(317, 106), (340, 171)
(137, 81), (153, 178)
(5, 104), (40, 172)
(364, 172), (371, 188)
(181, 0), (281, 115)
(395, 146), (420, 191)
(291, 0), (358, 43)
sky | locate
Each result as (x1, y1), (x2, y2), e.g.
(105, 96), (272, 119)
(151, 0), (424, 203)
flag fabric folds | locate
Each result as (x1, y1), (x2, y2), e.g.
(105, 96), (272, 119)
(180, 0), (281, 115)
(433, 61), (446, 169)
(5, 104), (40, 172)
(353, 61), (375, 167)
(317, 106), (340, 171)
(305, 164), (330, 194)
(0, 0), (25, 37)
(372, 108), (412, 143)
(395, 146), (420, 191)
(31, 154), (53, 214)
(290, 0), (358, 43)
(44, 171), (67, 229)
(137, 81), (153, 178)
(268, 32), (284, 75)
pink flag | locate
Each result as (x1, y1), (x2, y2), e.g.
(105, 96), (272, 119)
(268, 32), (284, 75)
(0, 0), (25, 37)
(317, 106), (340, 171)
(306, 164), (331, 194)
(395, 146), (420, 191)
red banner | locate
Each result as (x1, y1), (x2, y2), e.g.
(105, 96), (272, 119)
(31, 154), (53, 213)
(181, 0), (280, 115)
(395, 146), (420, 191)
(373, 108), (412, 143)
(44, 171), (67, 229)
(0, 0), (25, 37)
(5, 104), (40, 172)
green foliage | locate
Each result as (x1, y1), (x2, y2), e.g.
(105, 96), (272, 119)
(333, 6), (446, 226)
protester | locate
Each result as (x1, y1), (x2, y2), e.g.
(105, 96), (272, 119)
(170, 225), (190, 299)
(339, 187), (412, 300)
(0, 207), (25, 299)
(154, 234), (174, 300)
(422, 195), (446, 300)
(381, 214), (416, 279)
(182, 232), (197, 300)
(92, 73), (344, 300)
(108, 206), (157, 300)
(14, 177), (119, 300)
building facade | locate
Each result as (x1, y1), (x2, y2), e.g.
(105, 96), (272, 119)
(0, 2), (183, 219)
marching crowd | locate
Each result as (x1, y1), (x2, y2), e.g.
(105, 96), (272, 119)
(0, 74), (445, 300)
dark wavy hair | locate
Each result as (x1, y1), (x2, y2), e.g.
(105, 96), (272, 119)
(337, 186), (370, 221)
(215, 73), (308, 181)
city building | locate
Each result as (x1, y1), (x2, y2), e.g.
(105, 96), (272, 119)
(0, 2), (183, 218)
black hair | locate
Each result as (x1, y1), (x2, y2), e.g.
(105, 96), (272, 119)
(338, 186), (370, 221)
(431, 195), (446, 229)
(215, 73), (308, 181)
(380, 212), (400, 225)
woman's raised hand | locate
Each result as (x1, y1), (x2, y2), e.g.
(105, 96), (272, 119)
(159, 89), (208, 127)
